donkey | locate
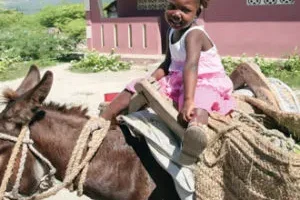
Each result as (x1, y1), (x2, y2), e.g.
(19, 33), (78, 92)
(0, 66), (180, 200)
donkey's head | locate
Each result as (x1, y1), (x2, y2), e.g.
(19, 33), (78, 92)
(0, 65), (53, 135)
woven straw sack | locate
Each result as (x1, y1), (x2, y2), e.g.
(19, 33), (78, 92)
(195, 111), (300, 200)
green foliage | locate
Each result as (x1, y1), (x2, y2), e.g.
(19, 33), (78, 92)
(0, 26), (76, 61)
(38, 4), (85, 41)
(283, 53), (300, 73)
(295, 147), (300, 154)
(222, 56), (244, 75)
(39, 4), (85, 27)
(0, 61), (8, 73)
(71, 51), (131, 72)
(222, 54), (300, 88)
(0, 59), (57, 81)
(0, 9), (23, 28)
(61, 18), (86, 42)
(0, 4), (83, 76)
(0, 6), (79, 63)
(0, 55), (22, 73)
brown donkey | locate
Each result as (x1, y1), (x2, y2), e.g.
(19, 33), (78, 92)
(0, 66), (180, 200)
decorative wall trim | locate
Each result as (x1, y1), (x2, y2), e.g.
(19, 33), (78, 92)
(247, 0), (295, 6)
(86, 26), (92, 39)
(137, 0), (168, 10)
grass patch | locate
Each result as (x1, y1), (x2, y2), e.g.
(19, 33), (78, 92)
(275, 72), (300, 90)
(222, 54), (300, 89)
(70, 51), (131, 73)
(0, 59), (58, 81)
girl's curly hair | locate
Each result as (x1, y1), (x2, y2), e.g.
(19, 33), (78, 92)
(199, 0), (210, 8)
(196, 0), (210, 16)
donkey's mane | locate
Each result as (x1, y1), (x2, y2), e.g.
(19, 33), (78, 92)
(1, 88), (89, 117)
(43, 102), (89, 118)
(1, 88), (18, 103)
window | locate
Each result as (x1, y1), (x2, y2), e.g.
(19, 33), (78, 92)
(137, 0), (168, 10)
(247, 0), (295, 6)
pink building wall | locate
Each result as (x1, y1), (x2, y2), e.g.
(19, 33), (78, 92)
(204, 0), (300, 57)
(86, 0), (300, 57)
(95, 17), (162, 54)
(117, 0), (170, 51)
(86, 0), (162, 55)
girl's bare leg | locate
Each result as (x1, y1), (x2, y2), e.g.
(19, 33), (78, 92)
(179, 108), (209, 166)
(100, 89), (133, 121)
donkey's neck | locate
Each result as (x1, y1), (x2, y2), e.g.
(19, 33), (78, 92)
(30, 109), (89, 180)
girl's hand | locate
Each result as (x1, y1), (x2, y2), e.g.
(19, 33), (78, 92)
(180, 99), (195, 122)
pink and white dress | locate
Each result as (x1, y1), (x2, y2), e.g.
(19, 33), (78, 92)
(127, 26), (235, 115)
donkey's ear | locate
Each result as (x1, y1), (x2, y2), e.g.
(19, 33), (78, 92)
(0, 71), (53, 125)
(25, 71), (53, 105)
(16, 65), (41, 96)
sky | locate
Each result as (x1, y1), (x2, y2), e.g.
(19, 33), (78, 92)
(2, 0), (113, 14)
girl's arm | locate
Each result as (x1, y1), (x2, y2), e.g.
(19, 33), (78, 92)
(184, 30), (203, 101)
(151, 30), (171, 80)
(181, 30), (203, 121)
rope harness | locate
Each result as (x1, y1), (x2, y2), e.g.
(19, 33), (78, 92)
(0, 126), (56, 200)
(0, 117), (110, 200)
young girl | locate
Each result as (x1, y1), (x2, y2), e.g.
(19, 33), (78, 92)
(101, 0), (235, 165)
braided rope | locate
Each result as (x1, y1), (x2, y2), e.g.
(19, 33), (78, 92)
(64, 117), (96, 191)
(68, 117), (110, 196)
(11, 131), (30, 198)
(0, 128), (58, 200)
(0, 128), (57, 200)
(27, 144), (57, 192)
(0, 133), (33, 144)
(0, 126), (28, 199)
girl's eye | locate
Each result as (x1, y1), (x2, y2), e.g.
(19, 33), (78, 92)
(182, 8), (191, 13)
(166, 3), (175, 10)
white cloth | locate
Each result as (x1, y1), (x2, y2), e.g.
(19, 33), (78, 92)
(268, 77), (300, 112)
(233, 86), (255, 97)
(119, 109), (195, 200)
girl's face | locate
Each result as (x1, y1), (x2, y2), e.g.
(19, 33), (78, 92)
(165, 0), (199, 30)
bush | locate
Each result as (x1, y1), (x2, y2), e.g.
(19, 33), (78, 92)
(71, 51), (131, 72)
(0, 56), (22, 73)
(222, 54), (300, 75)
(39, 4), (85, 27)
(0, 26), (76, 61)
(283, 53), (300, 72)
(222, 54), (300, 88)
(38, 4), (85, 42)
(222, 56), (244, 75)
(0, 9), (23, 28)
(61, 18), (86, 42)
(0, 5), (83, 67)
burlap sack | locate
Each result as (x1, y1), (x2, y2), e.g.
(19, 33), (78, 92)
(195, 110), (300, 200)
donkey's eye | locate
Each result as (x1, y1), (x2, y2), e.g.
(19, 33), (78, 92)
(31, 106), (39, 113)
